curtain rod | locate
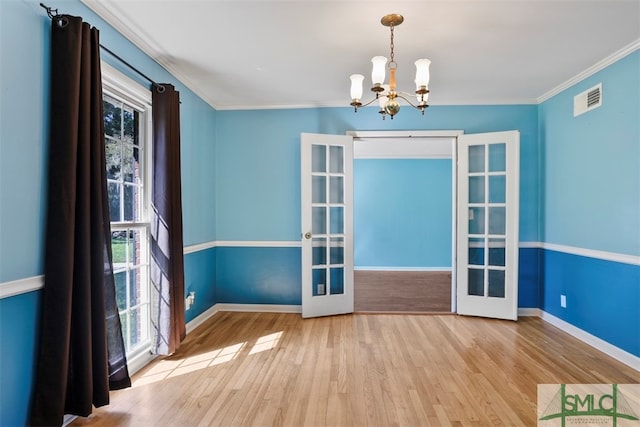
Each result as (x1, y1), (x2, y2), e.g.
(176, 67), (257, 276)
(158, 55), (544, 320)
(40, 3), (165, 93)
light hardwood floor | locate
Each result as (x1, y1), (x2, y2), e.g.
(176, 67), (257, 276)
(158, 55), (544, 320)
(72, 312), (639, 426)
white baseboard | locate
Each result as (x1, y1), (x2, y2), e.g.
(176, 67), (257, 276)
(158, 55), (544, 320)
(518, 308), (542, 317)
(185, 304), (220, 334)
(214, 303), (302, 314)
(185, 303), (302, 335)
(520, 308), (638, 371)
(538, 310), (639, 372)
(355, 266), (452, 272)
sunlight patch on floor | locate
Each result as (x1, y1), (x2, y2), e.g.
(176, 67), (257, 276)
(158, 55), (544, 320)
(132, 331), (284, 387)
(248, 331), (282, 355)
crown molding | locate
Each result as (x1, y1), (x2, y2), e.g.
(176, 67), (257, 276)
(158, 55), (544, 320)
(81, 0), (220, 110)
(537, 39), (640, 103)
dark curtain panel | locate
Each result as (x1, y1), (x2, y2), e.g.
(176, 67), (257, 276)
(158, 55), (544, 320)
(31, 15), (131, 426)
(150, 85), (186, 355)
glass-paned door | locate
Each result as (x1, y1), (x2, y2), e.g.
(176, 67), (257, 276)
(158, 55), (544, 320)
(301, 133), (353, 318)
(457, 131), (519, 320)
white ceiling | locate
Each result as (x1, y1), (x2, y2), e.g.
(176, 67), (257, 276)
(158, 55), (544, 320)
(82, 0), (640, 110)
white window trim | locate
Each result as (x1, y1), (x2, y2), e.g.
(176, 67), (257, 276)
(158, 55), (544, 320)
(102, 61), (154, 373)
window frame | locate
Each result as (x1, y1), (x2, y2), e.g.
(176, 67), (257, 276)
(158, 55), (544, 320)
(102, 61), (155, 374)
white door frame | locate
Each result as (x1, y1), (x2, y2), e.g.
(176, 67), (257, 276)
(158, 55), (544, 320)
(347, 130), (463, 312)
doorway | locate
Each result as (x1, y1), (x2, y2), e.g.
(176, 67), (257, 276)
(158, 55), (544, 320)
(301, 130), (520, 319)
(349, 131), (460, 313)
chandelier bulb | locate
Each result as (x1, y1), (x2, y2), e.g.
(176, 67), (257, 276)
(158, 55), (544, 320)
(371, 56), (387, 86)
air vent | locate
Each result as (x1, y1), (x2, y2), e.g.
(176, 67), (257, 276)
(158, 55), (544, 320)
(574, 83), (602, 117)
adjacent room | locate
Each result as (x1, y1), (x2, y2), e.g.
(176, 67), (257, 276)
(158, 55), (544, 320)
(1, 0), (638, 425)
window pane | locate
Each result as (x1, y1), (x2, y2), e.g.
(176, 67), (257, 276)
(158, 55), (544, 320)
(124, 184), (141, 221)
(312, 145), (326, 173)
(123, 105), (136, 145)
(469, 176), (485, 204)
(329, 176), (344, 203)
(468, 145), (485, 173)
(123, 144), (140, 183)
(330, 207), (344, 234)
(129, 268), (142, 306)
(111, 231), (127, 264)
(489, 143), (506, 172)
(108, 182), (121, 222)
(330, 237), (344, 265)
(114, 271), (127, 311)
(329, 145), (344, 173)
(488, 270), (506, 298)
(312, 238), (326, 266)
(128, 308), (141, 348)
(488, 238), (506, 267)
(120, 313), (129, 348)
(489, 207), (506, 235)
(330, 268), (344, 295)
(469, 207), (485, 235)
(489, 175), (506, 203)
(468, 269), (484, 296)
(468, 237), (484, 266)
(312, 268), (327, 296)
(105, 139), (121, 180)
(137, 304), (149, 342)
(103, 96), (121, 138)
(312, 207), (326, 234)
(312, 176), (326, 203)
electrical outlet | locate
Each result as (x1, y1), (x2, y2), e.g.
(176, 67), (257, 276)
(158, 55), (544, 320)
(185, 291), (196, 310)
(560, 294), (566, 308)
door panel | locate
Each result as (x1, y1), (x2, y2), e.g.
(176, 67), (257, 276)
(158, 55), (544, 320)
(457, 131), (519, 320)
(301, 133), (353, 318)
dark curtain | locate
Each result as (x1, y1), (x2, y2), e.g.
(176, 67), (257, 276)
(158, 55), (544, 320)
(150, 85), (186, 355)
(31, 15), (131, 426)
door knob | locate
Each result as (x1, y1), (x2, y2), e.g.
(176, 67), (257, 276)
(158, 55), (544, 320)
(304, 232), (312, 239)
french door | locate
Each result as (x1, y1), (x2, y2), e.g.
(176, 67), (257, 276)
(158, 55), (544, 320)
(456, 131), (520, 320)
(300, 133), (354, 318)
(301, 130), (518, 320)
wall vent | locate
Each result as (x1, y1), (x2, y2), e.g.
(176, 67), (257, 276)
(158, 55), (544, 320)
(574, 83), (602, 117)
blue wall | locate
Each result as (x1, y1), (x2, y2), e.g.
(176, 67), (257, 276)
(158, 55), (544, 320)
(216, 247), (301, 305)
(540, 52), (639, 256)
(0, 1), (218, 424)
(539, 50), (640, 357)
(542, 250), (639, 356)
(354, 159), (453, 268)
(0, 292), (41, 427)
(214, 105), (539, 312)
(216, 105), (540, 242)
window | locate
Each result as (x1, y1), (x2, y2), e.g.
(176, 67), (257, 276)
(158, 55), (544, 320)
(102, 62), (153, 370)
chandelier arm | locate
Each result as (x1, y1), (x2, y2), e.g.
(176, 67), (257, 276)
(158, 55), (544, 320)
(359, 96), (382, 108)
(394, 93), (423, 109)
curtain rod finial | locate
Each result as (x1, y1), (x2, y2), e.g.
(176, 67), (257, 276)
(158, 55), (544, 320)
(40, 3), (57, 19)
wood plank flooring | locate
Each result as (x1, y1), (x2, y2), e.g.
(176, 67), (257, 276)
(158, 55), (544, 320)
(71, 312), (639, 426)
(355, 270), (451, 312)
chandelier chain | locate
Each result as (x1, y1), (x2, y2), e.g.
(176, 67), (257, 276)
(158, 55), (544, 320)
(389, 24), (396, 66)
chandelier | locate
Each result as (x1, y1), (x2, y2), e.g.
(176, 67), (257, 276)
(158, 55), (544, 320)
(349, 14), (431, 120)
